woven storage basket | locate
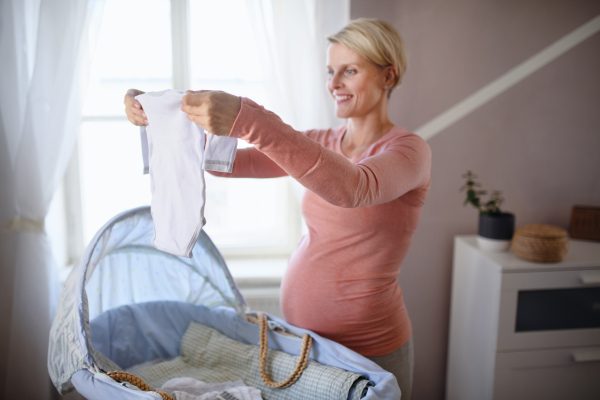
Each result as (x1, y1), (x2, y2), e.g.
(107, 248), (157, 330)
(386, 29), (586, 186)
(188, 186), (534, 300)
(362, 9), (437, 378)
(511, 224), (569, 263)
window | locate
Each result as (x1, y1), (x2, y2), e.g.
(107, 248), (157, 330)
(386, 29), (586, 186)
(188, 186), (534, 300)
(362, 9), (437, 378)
(68, 0), (301, 271)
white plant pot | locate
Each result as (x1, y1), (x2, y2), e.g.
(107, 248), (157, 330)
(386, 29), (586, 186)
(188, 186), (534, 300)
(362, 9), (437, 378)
(477, 235), (511, 252)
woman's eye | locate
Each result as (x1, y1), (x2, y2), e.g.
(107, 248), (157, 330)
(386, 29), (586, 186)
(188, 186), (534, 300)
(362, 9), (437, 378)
(345, 69), (356, 76)
(327, 70), (334, 77)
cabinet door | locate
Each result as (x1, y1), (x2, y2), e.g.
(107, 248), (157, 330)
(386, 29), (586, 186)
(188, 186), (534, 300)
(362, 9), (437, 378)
(493, 347), (600, 400)
(497, 269), (600, 351)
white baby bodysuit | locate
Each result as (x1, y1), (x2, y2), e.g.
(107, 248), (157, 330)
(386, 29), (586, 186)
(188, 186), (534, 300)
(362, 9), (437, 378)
(203, 131), (237, 173)
(136, 89), (237, 258)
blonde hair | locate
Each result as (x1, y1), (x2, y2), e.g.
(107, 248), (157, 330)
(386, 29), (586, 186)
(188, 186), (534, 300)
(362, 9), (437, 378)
(327, 18), (407, 96)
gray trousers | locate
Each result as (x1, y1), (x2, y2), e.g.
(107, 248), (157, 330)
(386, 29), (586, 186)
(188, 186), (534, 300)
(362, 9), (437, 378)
(367, 336), (414, 400)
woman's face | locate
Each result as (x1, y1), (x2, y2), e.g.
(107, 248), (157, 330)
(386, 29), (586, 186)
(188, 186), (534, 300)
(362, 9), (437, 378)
(326, 42), (391, 119)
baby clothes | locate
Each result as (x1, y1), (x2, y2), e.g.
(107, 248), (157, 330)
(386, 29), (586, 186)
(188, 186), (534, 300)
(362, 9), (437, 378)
(136, 90), (237, 258)
(159, 378), (262, 400)
(204, 131), (237, 173)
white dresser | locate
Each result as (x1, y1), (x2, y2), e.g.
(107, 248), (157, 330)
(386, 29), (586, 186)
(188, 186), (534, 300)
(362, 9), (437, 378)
(446, 235), (600, 400)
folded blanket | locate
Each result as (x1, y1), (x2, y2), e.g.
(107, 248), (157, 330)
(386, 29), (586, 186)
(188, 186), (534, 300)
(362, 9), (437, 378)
(135, 322), (372, 400)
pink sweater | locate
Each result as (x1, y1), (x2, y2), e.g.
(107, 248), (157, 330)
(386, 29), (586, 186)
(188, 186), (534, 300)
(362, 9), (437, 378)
(214, 98), (432, 356)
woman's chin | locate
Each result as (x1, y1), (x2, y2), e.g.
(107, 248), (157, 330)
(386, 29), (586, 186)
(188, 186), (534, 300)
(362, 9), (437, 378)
(334, 108), (352, 119)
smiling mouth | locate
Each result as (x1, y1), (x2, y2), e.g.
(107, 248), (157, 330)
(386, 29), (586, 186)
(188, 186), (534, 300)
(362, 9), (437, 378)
(335, 94), (352, 103)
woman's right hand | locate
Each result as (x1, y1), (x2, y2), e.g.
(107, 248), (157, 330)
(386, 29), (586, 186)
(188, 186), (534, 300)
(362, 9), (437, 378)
(124, 89), (148, 126)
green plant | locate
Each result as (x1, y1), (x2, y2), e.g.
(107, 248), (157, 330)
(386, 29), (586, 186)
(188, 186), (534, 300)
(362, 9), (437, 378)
(460, 171), (504, 215)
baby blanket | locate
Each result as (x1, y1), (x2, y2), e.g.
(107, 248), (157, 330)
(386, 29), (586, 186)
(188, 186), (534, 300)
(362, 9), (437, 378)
(135, 321), (373, 400)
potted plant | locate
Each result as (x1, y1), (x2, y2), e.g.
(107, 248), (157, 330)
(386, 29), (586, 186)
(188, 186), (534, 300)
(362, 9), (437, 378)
(461, 171), (515, 251)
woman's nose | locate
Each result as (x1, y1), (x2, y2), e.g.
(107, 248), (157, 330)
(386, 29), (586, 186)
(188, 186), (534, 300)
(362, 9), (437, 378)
(329, 73), (343, 90)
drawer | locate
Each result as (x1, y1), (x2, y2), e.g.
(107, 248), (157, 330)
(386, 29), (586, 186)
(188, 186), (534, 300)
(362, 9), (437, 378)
(493, 346), (600, 400)
(497, 269), (600, 350)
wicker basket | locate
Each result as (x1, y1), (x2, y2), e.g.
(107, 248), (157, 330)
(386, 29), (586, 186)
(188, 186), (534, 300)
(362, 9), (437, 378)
(511, 224), (569, 263)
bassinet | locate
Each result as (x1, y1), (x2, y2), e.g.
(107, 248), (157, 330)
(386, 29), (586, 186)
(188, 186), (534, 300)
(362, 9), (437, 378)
(48, 206), (400, 399)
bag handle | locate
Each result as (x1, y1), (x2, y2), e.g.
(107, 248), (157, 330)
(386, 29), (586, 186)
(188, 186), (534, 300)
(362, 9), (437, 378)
(258, 312), (312, 389)
(107, 371), (174, 400)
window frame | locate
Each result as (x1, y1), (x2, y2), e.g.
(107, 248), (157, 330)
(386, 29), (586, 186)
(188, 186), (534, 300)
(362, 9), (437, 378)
(60, 0), (301, 267)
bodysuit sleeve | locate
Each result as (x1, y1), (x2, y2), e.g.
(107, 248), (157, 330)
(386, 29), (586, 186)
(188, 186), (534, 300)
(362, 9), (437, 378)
(207, 146), (288, 178)
(227, 97), (432, 208)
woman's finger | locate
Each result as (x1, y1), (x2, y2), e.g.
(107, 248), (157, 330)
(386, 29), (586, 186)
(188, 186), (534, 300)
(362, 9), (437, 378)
(181, 91), (240, 136)
(185, 112), (200, 125)
(126, 108), (148, 126)
(182, 92), (212, 107)
(135, 109), (148, 125)
(138, 115), (148, 125)
(181, 101), (206, 116)
(124, 89), (144, 109)
(127, 114), (141, 126)
(126, 96), (142, 111)
(128, 108), (145, 123)
(124, 89), (148, 126)
(125, 97), (146, 121)
(127, 115), (143, 126)
(186, 112), (208, 128)
(127, 101), (147, 119)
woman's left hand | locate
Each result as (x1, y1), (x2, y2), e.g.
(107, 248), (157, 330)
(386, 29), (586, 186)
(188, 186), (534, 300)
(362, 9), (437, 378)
(181, 90), (241, 136)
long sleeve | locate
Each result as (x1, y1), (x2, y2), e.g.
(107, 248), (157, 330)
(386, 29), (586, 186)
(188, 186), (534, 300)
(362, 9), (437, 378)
(228, 97), (432, 208)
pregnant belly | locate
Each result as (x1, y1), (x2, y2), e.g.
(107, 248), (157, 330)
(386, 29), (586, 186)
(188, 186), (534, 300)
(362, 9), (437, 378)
(280, 254), (406, 353)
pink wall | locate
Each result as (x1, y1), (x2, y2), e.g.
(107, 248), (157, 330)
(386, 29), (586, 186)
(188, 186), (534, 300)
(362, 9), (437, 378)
(351, 1), (600, 398)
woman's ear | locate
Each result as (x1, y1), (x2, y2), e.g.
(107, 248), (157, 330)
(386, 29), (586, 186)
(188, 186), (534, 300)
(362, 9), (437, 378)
(384, 65), (396, 87)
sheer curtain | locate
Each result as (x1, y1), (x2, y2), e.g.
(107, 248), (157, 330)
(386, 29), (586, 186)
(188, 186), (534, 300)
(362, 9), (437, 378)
(0, 0), (104, 398)
(244, 0), (349, 203)
(245, 0), (349, 131)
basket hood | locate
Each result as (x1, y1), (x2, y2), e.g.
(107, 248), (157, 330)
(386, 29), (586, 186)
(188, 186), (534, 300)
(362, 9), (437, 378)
(48, 206), (247, 392)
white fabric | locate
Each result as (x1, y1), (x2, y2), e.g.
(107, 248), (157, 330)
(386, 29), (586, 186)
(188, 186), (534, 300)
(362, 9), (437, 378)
(135, 90), (237, 258)
(160, 378), (261, 400)
(141, 127), (150, 174)
(245, 0), (348, 132)
(140, 115), (237, 175)
(204, 133), (237, 173)
(136, 90), (205, 258)
(0, 0), (104, 398)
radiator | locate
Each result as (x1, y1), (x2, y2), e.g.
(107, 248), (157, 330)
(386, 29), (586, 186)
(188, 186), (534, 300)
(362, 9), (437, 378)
(239, 287), (283, 320)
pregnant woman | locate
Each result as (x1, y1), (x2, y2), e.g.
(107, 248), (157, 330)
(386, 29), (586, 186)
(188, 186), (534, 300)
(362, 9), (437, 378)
(124, 19), (431, 399)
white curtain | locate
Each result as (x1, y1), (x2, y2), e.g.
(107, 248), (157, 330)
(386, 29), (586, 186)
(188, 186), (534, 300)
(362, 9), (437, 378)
(0, 0), (104, 398)
(245, 0), (349, 132)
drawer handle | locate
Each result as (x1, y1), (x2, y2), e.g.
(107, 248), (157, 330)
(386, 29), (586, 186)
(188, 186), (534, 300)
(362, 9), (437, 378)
(573, 349), (600, 363)
(580, 272), (600, 285)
